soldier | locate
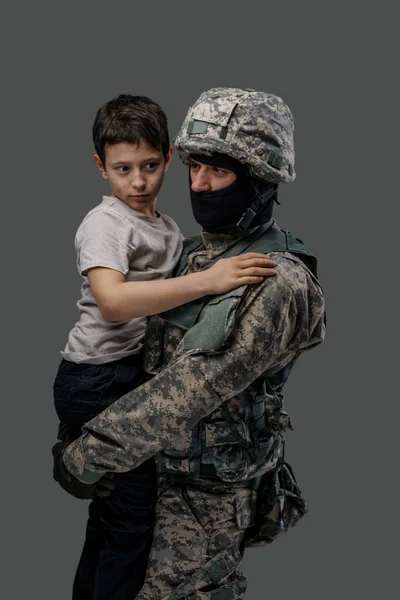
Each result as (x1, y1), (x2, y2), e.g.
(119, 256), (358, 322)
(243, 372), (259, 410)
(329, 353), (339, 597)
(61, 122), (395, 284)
(53, 87), (326, 599)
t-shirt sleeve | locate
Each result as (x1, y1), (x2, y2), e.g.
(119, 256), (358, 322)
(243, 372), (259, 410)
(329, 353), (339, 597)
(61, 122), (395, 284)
(161, 213), (185, 242)
(75, 209), (136, 277)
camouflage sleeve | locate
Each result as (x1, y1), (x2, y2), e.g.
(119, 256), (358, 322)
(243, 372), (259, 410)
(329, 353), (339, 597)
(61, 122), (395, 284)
(63, 266), (319, 481)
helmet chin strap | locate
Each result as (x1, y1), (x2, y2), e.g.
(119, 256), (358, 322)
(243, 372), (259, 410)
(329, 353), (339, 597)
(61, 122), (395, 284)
(235, 179), (278, 232)
(200, 176), (279, 235)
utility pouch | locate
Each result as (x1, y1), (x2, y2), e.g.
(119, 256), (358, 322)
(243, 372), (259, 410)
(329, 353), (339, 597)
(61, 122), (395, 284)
(245, 460), (308, 547)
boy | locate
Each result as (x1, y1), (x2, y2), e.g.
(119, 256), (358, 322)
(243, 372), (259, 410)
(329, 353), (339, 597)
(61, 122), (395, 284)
(53, 94), (277, 600)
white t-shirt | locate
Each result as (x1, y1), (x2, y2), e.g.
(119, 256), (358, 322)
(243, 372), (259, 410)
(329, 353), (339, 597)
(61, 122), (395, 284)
(61, 196), (184, 364)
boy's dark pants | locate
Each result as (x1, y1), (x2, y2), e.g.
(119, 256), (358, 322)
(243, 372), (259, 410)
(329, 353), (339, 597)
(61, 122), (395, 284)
(53, 356), (157, 600)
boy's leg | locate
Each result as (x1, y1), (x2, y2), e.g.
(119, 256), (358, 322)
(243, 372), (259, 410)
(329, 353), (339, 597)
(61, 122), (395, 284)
(73, 458), (156, 600)
(53, 356), (156, 600)
(135, 477), (251, 600)
(83, 458), (156, 600)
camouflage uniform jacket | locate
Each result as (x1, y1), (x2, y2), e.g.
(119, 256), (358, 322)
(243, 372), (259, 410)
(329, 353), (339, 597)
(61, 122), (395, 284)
(63, 226), (326, 482)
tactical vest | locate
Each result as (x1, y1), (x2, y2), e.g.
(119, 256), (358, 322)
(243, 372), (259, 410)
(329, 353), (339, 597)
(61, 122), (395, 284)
(155, 221), (319, 483)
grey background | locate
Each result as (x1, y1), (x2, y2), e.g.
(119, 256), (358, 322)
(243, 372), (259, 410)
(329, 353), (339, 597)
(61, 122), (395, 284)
(0, 3), (396, 599)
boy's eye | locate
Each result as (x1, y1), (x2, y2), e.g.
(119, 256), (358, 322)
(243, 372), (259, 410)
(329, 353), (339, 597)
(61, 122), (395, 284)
(118, 166), (130, 173)
(144, 162), (159, 170)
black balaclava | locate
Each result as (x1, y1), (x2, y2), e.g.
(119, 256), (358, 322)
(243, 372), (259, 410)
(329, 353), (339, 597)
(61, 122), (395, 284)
(189, 153), (278, 233)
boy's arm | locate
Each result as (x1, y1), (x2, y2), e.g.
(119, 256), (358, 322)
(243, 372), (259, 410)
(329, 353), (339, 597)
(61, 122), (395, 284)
(76, 209), (275, 321)
(88, 253), (277, 321)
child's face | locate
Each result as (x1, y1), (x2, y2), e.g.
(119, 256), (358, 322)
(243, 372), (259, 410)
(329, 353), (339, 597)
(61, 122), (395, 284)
(95, 141), (173, 216)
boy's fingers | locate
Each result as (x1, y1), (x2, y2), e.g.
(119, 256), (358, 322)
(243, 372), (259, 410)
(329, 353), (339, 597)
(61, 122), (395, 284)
(242, 268), (276, 277)
(237, 252), (272, 261)
(240, 276), (264, 284)
(239, 252), (265, 259)
(239, 258), (277, 268)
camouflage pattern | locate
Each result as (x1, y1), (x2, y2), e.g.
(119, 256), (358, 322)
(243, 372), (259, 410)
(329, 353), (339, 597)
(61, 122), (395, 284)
(134, 476), (253, 599)
(174, 87), (295, 184)
(63, 231), (325, 480)
(245, 461), (308, 548)
(61, 229), (325, 599)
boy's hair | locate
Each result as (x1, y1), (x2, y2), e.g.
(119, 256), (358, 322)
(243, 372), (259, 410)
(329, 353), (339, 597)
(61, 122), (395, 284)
(92, 94), (170, 165)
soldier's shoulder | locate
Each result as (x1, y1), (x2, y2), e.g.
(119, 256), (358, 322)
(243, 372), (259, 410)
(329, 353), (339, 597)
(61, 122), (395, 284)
(257, 251), (322, 297)
(273, 251), (318, 279)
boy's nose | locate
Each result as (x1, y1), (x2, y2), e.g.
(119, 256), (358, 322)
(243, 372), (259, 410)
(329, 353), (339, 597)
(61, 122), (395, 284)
(131, 173), (146, 190)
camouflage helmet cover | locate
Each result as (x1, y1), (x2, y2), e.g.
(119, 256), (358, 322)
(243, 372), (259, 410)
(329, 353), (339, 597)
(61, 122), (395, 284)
(174, 87), (295, 184)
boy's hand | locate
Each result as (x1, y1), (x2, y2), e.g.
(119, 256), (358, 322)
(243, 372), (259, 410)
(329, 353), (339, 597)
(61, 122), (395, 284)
(52, 441), (115, 500)
(204, 252), (277, 294)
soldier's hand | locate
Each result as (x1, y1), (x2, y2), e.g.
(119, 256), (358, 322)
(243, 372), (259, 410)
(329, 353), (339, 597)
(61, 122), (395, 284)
(52, 441), (115, 500)
(204, 252), (277, 294)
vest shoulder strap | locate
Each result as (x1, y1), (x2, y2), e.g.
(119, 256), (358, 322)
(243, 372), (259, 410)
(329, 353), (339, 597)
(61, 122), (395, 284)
(160, 222), (318, 331)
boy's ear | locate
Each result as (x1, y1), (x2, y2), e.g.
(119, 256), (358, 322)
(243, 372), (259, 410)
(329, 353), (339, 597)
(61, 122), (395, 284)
(94, 154), (108, 180)
(164, 146), (174, 173)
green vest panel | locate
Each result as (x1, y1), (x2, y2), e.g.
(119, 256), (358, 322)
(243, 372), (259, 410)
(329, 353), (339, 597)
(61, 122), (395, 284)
(155, 222), (318, 482)
(160, 221), (318, 351)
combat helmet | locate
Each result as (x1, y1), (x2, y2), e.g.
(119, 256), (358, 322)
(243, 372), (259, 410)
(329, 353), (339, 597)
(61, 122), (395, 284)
(174, 87), (295, 184)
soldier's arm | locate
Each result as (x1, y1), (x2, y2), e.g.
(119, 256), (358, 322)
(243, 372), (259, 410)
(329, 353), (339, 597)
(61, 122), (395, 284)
(63, 264), (323, 481)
